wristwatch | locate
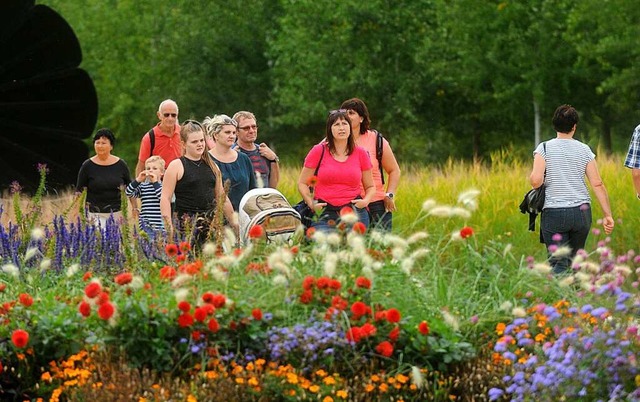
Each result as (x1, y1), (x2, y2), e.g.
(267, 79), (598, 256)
(386, 192), (394, 199)
(270, 156), (280, 163)
(637, 193), (640, 200)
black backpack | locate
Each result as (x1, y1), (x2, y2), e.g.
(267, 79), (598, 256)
(519, 142), (547, 232)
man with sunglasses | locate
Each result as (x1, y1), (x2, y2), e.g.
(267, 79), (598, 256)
(135, 99), (182, 176)
(232, 111), (280, 188)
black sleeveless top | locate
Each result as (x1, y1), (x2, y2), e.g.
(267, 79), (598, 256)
(174, 156), (217, 214)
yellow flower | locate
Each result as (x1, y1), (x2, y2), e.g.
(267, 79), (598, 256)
(286, 373), (299, 384)
(379, 383), (389, 392)
(235, 378), (245, 384)
(315, 369), (328, 377)
(309, 385), (320, 393)
(187, 395), (197, 402)
(248, 377), (259, 387)
(396, 373), (409, 384)
(365, 384), (375, 393)
(337, 390), (348, 398)
(246, 362), (255, 371)
(41, 372), (52, 382)
(138, 398), (147, 402)
(323, 397), (334, 402)
(370, 374), (381, 382)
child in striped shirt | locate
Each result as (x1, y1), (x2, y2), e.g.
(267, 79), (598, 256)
(126, 156), (165, 235)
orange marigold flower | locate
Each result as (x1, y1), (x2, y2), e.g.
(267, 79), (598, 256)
(305, 226), (316, 239)
(252, 308), (263, 321)
(178, 313), (194, 328)
(165, 244), (179, 257)
(418, 321), (430, 335)
(11, 329), (29, 348)
(84, 282), (102, 299)
(375, 341), (394, 357)
(290, 245), (299, 254)
(496, 322), (506, 336)
(78, 301), (91, 317)
(18, 293), (33, 307)
(97, 302), (115, 320)
(386, 308), (401, 323)
(248, 225), (265, 239)
(352, 222), (367, 234)
(82, 272), (92, 282)
(355, 276), (371, 289)
(460, 226), (474, 239)
(114, 272), (133, 286)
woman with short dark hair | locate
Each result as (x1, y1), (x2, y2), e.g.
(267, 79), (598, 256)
(529, 104), (614, 274)
(76, 128), (131, 228)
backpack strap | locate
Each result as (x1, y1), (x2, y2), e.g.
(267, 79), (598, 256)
(374, 129), (385, 185)
(309, 144), (325, 196)
(148, 128), (155, 159)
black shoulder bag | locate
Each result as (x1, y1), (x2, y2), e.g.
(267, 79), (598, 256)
(519, 142), (547, 232)
(294, 145), (325, 228)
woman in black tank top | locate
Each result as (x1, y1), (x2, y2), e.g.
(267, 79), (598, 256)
(161, 121), (235, 248)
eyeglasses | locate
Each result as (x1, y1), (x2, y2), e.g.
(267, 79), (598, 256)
(163, 113), (178, 118)
(238, 124), (258, 131)
(222, 117), (238, 127)
(328, 109), (347, 116)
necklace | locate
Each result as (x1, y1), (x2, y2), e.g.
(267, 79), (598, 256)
(186, 157), (203, 167)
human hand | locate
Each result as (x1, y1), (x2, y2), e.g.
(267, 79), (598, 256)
(258, 143), (277, 161)
(351, 199), (368, 209)
(383, 197), (396, 212)
(602, 216), (614, 235)
(311, 200), (326, 212)
(136, 170), (148, 182)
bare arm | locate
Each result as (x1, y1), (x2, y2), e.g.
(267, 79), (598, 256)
(161, 159), (181, 230)
(259, 143), (280, 188)
(529, 153), (546, 189)
(135, 159), (146, 176)
(381, 141), (401, 212)
(586, 160), (614, 234)
(632, 169), (640, 196)
(354, 169), (375, 209)
(298, 167), (326, 211)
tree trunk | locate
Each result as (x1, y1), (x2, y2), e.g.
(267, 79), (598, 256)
(533, 99), (541, 146)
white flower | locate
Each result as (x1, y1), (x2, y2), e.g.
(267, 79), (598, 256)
(500, 301), (513, 312)
(613, 265), (632, 276)
(428, 205), (453, 217)
(171, 274), (192, 288)
(339, 210), (359, 224)
(411, 366), (424, 389)
(40, 258), (51, 271)
(174, 288), (189, 302)
(450, 231), (462, 241)
(222, 227), (237, 252)
(312, 231), (327, 244)
(211, 267), (228, 282)
(551, 246), (573, 258)
(31, 227), (45, 241)
(24, 247), (39, 262)
(361, 266), (374, 279)
(66, 263), (80, 277)
(450, 207), (471, 219)
(457, 188), (480, 207)
(202, 242), (217, 256)
(410, 248), (430, 260)
(326, 233), (342, 246)
(324, 253), (338, 277)
(511, 307), (527, 317)
(574, 272), (592, 284)
(129, 276), (145, 290)
(558, 276), (575, 288)
(441, 309), (460, 331)
(532, 263), (552, 275)
(401, 258), (415, 275)
(407, 232), (429, 244)
(421, 199), (437, 212)
(272, 274), (288, 286)
(2, 263), (20, 278)
(391, 246), (406, 260)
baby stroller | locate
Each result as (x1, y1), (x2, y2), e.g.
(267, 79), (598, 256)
(238, 188), (302, 245)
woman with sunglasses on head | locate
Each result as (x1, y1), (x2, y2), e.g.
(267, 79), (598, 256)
(298, 109), (375, 232)
(341, 98), (400, 231)
(204, 114), (257, 211)
(161, 120), (235, 247)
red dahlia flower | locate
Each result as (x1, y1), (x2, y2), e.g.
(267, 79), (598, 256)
(202, 292), (215, 303)
(418, 320), (430, 335)
(352, 222), (366, 235)
(159, 266), (177, 280)
(350, 301), (368, 319)
(98, 302), (115, 320)
(248, 225), (264, 239)
(178, 313), (194, 327)
(302, 276), (315, 290)
(84, 282), (102, 299)
(179, 241), (191, 252)
(194, 307), (207, 322)
(375, 341), (394, 357)
(78, 301), (91, 317)
(208, 318), (220, 332)
(355, 276), (371, 289)
(346, 327), (363, 343)
(252, 308), (263, 320)
(178, 301), (191, 312)
(386, 308), (401, 323)
(11, 329), (29, 348)
(18, 293), (33, 307)
(389, 326), (400, 342)
(114, 272), (133, 286)
(211, 294), (226, 308)
(460, 226), (474, 239)
(360, 322), (377, 338)
(299, 290), (313, 304)
(82, 272), (92, 281)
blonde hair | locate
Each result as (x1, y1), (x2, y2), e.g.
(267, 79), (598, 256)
(145, 155), (165, 171)
(232, 111), (256, 123)
(202, 114), (237, 139)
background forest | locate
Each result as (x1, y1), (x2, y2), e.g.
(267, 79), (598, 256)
(38, 0), (640, 169)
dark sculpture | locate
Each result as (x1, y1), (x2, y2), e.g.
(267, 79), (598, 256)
(0, 0), (97, 193)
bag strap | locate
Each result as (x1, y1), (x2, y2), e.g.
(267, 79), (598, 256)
(374, 129), (385, 185)
(309, 144), (325, 196)
(148, 128), (155, 159)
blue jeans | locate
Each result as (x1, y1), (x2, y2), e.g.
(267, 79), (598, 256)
(541, 204), (591, 274)
(368, 200), (392, 231)
(312, 202), (369, 232)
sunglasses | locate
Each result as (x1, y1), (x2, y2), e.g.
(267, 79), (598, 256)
(328, 109), (347, 116)
(223, 117), (238, 126)
(183, 119), (204, 130)
(163, 113), (178, 118)
(238, 124), (258, 131)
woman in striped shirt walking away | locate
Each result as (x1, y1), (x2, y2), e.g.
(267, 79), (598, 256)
(529, 104), (614, 275)
(125, 155), (166, 236)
